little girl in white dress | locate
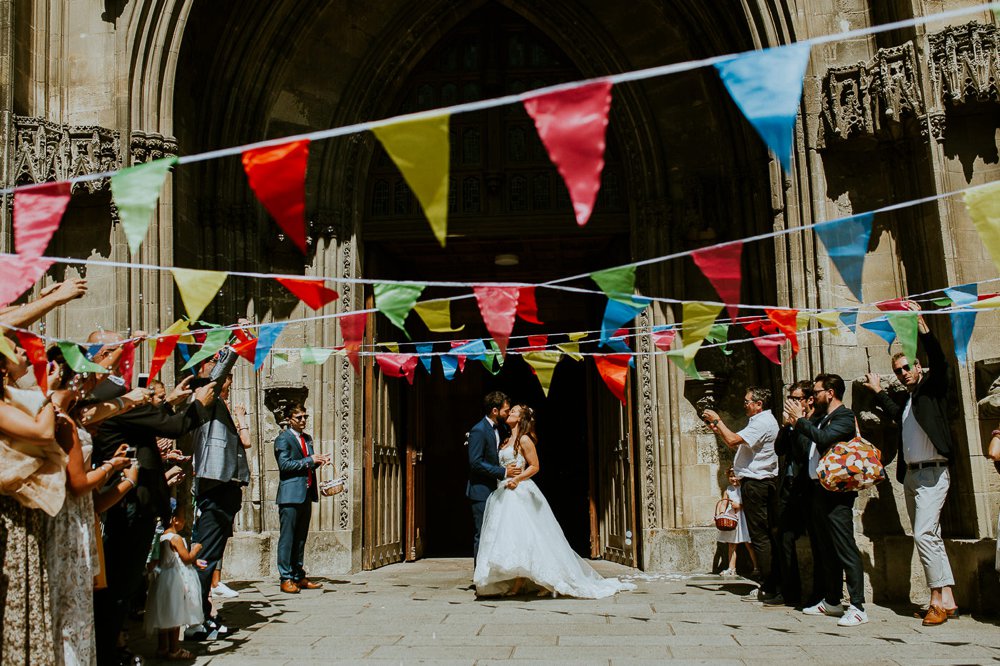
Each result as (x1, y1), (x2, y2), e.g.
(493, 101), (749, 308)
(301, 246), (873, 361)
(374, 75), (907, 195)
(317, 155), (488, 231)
(145, 501), (206, 660)
(717, 468), (757, 576)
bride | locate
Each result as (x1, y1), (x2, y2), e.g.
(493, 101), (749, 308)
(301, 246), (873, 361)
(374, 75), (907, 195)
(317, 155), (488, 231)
(473, 404), (636, 599)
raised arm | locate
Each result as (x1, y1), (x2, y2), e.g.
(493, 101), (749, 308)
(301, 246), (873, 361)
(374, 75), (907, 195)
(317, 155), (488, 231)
(0, 279), (87, 330)
(0, 401), (55, 442)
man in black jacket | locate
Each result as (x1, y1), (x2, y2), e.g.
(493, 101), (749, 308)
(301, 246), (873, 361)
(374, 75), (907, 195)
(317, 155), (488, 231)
(861, 302), (956, 625)
(786, 373), (868, 627)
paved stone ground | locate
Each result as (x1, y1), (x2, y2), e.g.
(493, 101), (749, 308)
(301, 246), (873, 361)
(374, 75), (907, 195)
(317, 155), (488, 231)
(131, 559), (1000, 665)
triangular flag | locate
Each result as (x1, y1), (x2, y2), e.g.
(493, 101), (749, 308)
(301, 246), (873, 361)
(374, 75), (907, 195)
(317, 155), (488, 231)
(0, 255), (54, 308)
(111, 157), (178, 254)
(242, 139), (310, 253)
(413, 300), (464, 332)
(525, 334), (548, 351)
(276, 278), (339, 310)
(482, 339), (505, 375)
(119, 341), (136, 387)
(13, 181), (72, 257)
(766, 308), (800, 354)
(380, 342), (400, 353)
(171, 268), (228, 322)
(441, 353), (459, 381)
(451, 339), (488, 361)
(945, 286), (978, 366)
(372, 115), (450, 246)
(272, 352), (290, 368)
(253, 323), (286, 372)
(523, 81), (612, 226)
(861, 316), (897, 349)
(16, 332), (49, 393)
(516, 287), (543, 324)
(965, 181), (1000, 272)
(813, 213), (873, 302)
(876, 298), (908, 312)
(706, 323), (733, 356)
(449, 340), (469, 373)
(591, 265), (636, 303)
(814, 310), (843, 337)
(666, 349), (702, 379)
(714, 42), (811, 172)
(556, 341), (583, 361)
(691, 242), (743, 320)
(651, 326), (677, 351)
(374, 283), (424, 335)
(839, 308), (859, 333)
(524, 351), (562, 397)
(376, 354), (419, 384)
(301, 347), (335, 365)
(680, 302), (725, 361)
(752, 334), (785, 365)
(339, 312), (368, 373)
(593, 353), (630, 404)
(887, 312), (918, 363)
(181, 328), (230, 371)
(473, 286), (520, 355)
(148, 320), (189, 381)
(600, 297), (650, 346)
(57, 341), (109, 375)
(415, 343), (434, 374)
(232, 337), (258, 363)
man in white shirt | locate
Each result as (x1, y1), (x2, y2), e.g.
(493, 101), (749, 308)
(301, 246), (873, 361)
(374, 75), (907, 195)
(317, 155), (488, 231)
(703, 387), (780, 599)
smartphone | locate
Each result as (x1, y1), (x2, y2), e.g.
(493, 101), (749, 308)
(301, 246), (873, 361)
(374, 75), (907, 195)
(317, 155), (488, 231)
(137, 373), (149, 389)
(125, 446), (137, 459)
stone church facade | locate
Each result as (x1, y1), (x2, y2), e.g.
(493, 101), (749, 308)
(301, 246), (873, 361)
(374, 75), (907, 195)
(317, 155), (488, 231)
(2, 0), (999, 610)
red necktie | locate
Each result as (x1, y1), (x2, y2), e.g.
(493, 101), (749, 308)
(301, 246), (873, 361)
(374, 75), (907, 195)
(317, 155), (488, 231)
(298, 433), (312, 488)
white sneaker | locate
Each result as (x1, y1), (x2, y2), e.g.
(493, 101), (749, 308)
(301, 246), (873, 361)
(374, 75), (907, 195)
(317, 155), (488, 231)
(211, 582), (239, 598)
(837, 605), (869, 626)
(802, 600), (845, 617)
(720, 568), (737, 577)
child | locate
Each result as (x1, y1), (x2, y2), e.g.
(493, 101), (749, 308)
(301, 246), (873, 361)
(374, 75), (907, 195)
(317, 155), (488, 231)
(717, 468), (757, 576)
(145, 501), (207, 660)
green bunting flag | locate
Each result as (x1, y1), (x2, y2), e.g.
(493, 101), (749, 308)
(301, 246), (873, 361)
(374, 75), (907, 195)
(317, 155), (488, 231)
(591, 265), (636, 303)
(272, 352), (290, 368)
(110, 157), (178, 255)
(301, 347), (335, 365)
(374, 283), (425, 336)
(706, 323), (732, 355)
(181, 328), (231, 370)
(887, 312), (918, 363)
(57, 341), (109, 374)
(481, 339), (505, 375)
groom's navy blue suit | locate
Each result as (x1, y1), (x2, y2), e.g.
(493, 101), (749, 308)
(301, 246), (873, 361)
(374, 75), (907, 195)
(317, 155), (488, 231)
(467, 416), (508, 560)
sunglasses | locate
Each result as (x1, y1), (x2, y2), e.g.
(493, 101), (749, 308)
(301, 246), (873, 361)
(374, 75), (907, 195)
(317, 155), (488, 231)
(787, 395), (808, 401)
(290, 413), (309, 420)
(893, 364), (912, 375)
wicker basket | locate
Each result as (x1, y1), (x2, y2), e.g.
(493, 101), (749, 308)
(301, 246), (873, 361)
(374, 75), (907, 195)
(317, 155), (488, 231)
(319, 477), (346, 497)
(714, 498), (737, 531)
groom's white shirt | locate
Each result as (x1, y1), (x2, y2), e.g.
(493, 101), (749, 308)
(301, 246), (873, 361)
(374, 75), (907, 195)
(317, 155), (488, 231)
(484, 416), (500, 449)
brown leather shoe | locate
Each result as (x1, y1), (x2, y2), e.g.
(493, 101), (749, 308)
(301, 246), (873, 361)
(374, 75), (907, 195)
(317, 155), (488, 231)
(922, 604), (947, 626)
(945, 606), (959, 618)
(296, 578), (323, 590)
(280, 580), (300, 594)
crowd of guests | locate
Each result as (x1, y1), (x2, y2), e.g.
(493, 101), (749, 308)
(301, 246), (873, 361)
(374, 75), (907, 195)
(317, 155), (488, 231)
(705, 301), (975, 627)
(0, 281), (309, 666)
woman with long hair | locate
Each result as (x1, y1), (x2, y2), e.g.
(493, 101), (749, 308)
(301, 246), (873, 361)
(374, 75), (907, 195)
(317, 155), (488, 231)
(473, 404), (635, 598)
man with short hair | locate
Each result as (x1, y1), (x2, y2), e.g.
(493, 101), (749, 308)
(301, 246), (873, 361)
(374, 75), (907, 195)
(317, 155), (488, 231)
(466, 391), (520, 563)
(862, 302), (956, 625)
(786, 373), (868, 626)
(702, 387), (780, 599)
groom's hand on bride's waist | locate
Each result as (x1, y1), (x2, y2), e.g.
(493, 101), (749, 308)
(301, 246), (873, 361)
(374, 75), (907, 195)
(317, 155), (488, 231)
(505, 464), (522, 478)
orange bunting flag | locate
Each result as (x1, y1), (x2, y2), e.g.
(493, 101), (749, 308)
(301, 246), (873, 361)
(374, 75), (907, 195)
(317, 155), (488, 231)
(766, 308), (800, 354)
(0, 255), (53, 309)
(473, 286), (520, 356)
(516, 287), (543, 324)
(594, 353), (630, 405)
(242, 139), (310, 254)
(691, 242), (743, 321)
(232, 337), (259, 363)
(276, 278), (339, 310)
(14, 181), (72, 258)
(339, 312), (368, 373)
(15, 331), (49, 394)
(375, 354), (419, 384)
(523, 81), (613, 226)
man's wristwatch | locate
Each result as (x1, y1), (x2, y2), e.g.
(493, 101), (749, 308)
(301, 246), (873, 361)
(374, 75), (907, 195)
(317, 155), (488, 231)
(711, 419), (720, 427)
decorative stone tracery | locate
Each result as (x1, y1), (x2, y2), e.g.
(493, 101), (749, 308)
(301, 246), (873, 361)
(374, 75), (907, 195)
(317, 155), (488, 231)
(929, 21), (1000, 106)
(130, 131), (179, 165)
(11, 116), (122, 189)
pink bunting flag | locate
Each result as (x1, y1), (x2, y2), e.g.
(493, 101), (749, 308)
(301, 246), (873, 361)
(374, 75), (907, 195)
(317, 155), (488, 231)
(449, 340), (469, 373)
(339, 312), (368, 373)
(242, 139), (310, 254)
(594, 353), (630, 405)
(13, 181), (72, 257)
(276, 277), (339, 310)
(691, 242), (743, 321)
(876, 298), (907, 312)
(651, 328), (677, 351)
(516, 287), (543, 324)
(752, 334), (785, 365)
(473, 286), (520, 355)
(0, 255), (53, 308)
(376, 354), (419, 384)
(523, 81), (613, 226)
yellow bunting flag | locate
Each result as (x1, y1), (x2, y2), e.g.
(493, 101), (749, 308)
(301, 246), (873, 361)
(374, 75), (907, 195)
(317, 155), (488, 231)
(171, 268), (228, 323)
(680, 302), (725, 361)
(0, 334), (16, 363)
(372, 115), (451, 246)
(974, 295), (1000, 310)
(381, 342), (400, 353)
(814, 311), (843, 336)
(413, 300), (464, 332)
(523, 351), (562, 397)
(796, 313), (811, 331)
(149, 319), (190, 353)
(556, 332), (587, 361)
(966, 181), (1000, 273)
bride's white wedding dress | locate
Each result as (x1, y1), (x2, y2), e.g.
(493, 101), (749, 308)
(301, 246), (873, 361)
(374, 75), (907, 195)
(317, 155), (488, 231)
(473, 445), (636, 599)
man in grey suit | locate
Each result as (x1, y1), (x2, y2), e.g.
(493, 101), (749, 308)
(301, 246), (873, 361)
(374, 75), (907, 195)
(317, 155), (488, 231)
(274, 403), (331, 593)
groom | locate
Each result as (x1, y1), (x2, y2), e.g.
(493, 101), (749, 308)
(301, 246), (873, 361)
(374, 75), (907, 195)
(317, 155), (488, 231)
(467, 391), (521, 562)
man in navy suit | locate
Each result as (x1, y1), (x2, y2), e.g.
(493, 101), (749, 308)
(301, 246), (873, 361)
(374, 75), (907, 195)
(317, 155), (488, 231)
(467, 391), (520, 561)
(274, 403), (331, 593)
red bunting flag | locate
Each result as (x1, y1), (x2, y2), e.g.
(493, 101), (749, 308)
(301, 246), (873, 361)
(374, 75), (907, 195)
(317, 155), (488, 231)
(594, 353), (630, 405)
(651, 329), (677, 351)
(339, 312), (368, 373)
(232, 337), (258, 363)
(691, 242), (743, 321)
(0, 255), (53, 308)
(766, 308), (800, 354)
(276, 277), (339, 310)
(875, 298), (908, 311)
(473, 286), (520, 355)
(376, 354), (419, 385)
(15, 332), (49, 394)
(523, 81), (613, 226)
(752, 334), (785, 365)
(148, 335), (180, 381)
(14, 181), (72, 257)
(526, 334), (548, 351)
(119, 341), (136, 387)
(449, 340), (469, 372)
(516, 287), (543, 324)
(242, 139), (310, 254)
